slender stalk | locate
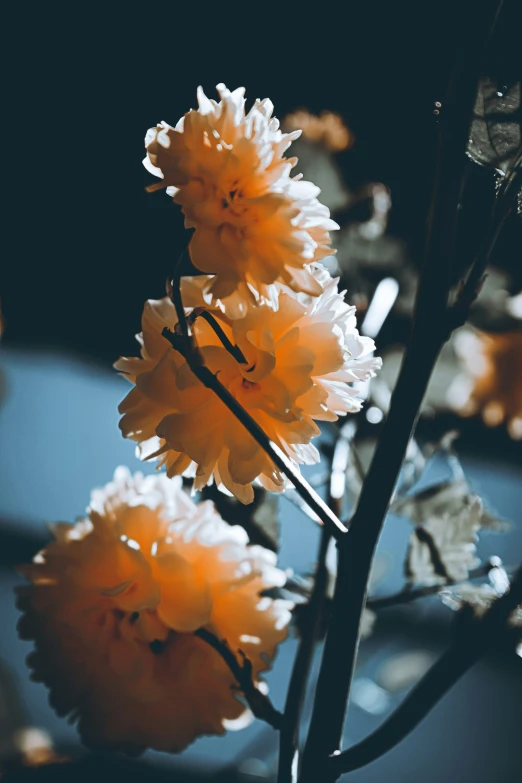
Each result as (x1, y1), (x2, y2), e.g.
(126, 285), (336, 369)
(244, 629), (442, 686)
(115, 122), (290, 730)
(277, 525), (331, 783)
(330, 563), (522, 776)
(299, 5), (504, 779)
(194, 309), (248, 364)
(164, 279), (348, 538)
(278, 428), (353, 782)
(367, 559), (498, 610)
(448, 160), (521, 333)
(195, 628), (283, 730)
(300, 336), (443, 781)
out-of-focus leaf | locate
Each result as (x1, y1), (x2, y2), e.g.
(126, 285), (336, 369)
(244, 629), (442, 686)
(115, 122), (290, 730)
(440, 582), (522, 629)
(393, 477), (508, 532)
(467, 78), (521, 175)
(201, 485), (280, 553)
(405, 497), (483, 586)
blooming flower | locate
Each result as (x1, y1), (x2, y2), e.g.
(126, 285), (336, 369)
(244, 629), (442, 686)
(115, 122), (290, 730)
(144, 84), (338, 313)
(116, 267), (381, 503)
(17, 468), (292, 754)
(448, 329), (522, 440)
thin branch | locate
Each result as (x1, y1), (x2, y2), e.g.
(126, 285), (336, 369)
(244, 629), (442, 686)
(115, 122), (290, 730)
(448, 163), (521, 333)
(194, 627), (283, 730)
(195, 310), (248, 365)
(277, 525), (331, 783)
(164, 278), (348, 539)
(278, 431), (353, 783)
(299, 5), (506, 779)
(330, 562), (522, 776)
(367, 559), (498, 610)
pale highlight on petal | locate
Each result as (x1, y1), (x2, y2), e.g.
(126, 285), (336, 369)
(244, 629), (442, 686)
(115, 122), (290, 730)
(116, 266), (381, 502)
(143, 85), (339, 314)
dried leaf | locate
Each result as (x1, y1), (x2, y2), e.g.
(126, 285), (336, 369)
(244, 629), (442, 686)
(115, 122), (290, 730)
(405, 497), (483, 586)
(467, 78), (521, 175)
(393, 477), (508, 532)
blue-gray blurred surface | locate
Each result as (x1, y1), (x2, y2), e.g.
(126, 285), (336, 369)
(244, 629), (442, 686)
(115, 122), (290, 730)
(0, 348), (521, 781)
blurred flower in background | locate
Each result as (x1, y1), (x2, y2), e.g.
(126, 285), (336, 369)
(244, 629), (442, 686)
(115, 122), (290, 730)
(448, 328), (522, 439)
(283, 110), (354, 152)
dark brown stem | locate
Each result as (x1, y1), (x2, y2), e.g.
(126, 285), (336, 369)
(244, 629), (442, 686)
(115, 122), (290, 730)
(299, 5), (505, 779)
(278, 429), (352, 782)
(195, 310), (248, 364)
(277, 525), (331, 783)
(329, 563), (522, 776)
(195, 627), (283, 730)
(448, 161), (521, 333)
(164, 279), (348, 538)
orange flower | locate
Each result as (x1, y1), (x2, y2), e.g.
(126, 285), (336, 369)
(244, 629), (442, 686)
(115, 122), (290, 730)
(449, 329), (522, 440)
(17, 468), (292, 754)
(144, 84), (338, 312)
(116, 267), (381, 503)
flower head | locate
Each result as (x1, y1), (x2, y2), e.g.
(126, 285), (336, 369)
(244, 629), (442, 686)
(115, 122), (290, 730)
(144, 84), (338, 312)
(116, 267), (381, 503)
(18, 469), (292, 754)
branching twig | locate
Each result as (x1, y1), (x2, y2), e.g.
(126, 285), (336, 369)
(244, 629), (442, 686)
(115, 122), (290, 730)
(448, 161), (521, 333)
(329, 563), (522, 776)
(278, 430), (353, 782)
(367, 559), (498, 610)
(299, 5), (507, 779)
(164, 278), (348, 538)
(277, 525), (330, 783)
(195, 627), (283, 730)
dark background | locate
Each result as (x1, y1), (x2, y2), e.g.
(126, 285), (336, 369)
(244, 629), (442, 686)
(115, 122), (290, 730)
(1, 4), (521, 780)
(2, 0), (520, 366)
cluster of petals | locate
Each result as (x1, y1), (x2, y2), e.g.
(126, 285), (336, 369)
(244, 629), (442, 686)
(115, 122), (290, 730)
(17, 468), (292, 753)
(116, 266), (381, 503)
(144, 84), (338, 314)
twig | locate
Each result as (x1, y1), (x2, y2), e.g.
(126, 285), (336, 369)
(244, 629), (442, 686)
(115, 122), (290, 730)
(278, 431), (352, 782)
(194, 627), (283, 730)
(164, 278), (348, 538)
(329, 562), (522, 776)
(299, 5), (506, 779)
(277, 525), (331, 783)
(194, 310), (248, 364)
(448, 159), (521, 333)
(367, 559), (498, 610)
